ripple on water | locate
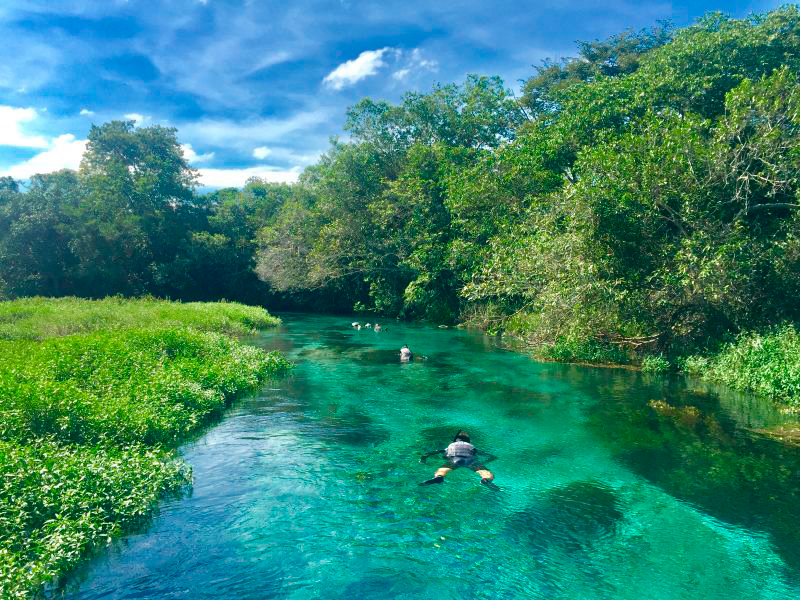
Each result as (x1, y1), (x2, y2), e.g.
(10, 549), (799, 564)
(67, 315), (800, 600)
(311, 408), (391, 447)
(507, 480), (624, 554)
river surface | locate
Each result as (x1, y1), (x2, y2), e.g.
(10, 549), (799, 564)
(67, 314), (800, 599)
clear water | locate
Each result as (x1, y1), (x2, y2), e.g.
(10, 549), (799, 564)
(66, 314), (800, 599)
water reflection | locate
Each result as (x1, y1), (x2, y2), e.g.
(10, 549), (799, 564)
(583, 375), (800, 573)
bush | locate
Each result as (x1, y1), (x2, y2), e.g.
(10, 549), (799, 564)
(702, 325), (800, 404)
(538, 336), (632, 365)
(641, 354), (671, 373)
(678, 354), (710, 376)
(0, 329), (291, 446)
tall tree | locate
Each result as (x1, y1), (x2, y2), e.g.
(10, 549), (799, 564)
(72, 120), (198, 296)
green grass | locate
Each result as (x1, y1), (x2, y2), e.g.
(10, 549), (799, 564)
(687, 325), (800, 406)
(0, 296), (280, 340)
(0, 297), (289, 598)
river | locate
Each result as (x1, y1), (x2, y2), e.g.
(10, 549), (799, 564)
(65, 314), (800, 599)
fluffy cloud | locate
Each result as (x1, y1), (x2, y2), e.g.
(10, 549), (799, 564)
(124, 113), (150, 126)
(197, 165), (300, 188)
(323, 48), (391, 90)
(0, 134), (87, 179)
(0, 105), (49, 148)
(253, 146), (271, 159)
(79, 108), (95, 116)
(180, 143), (215, 164)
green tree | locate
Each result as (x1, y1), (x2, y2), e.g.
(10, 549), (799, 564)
(72, 120), (199, 296)
(0, 171), (82, 297)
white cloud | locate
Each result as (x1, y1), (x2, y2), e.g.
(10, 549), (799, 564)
(0, 134), (87, 179)
(0, 105), (49, 148)
(392, 48), (438, 81)
(323, 48), (391, 90)
(392, 68), (410, 81)
(179, 110), (331, 147)
(252, 146), (271, 159)
(180, 143), (215, 164)
(79, 108), (95, 116)
(124, 113), (150, 127)
(198, 165), (300, 188)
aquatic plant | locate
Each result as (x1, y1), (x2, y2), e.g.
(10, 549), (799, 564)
(0, 298), (289, 598)
(0, 296), (280, 341)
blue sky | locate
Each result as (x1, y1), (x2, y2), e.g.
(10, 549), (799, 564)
(0, 0), (783, 189)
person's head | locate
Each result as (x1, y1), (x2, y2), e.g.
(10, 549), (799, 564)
(453, 430), (470, 443)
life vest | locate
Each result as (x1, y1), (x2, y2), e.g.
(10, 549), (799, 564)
(445, 440), (476, 459)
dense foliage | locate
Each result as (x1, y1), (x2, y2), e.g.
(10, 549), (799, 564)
(1, 7), (800, 383)
(254, 7), (800, 365)
(684, 325), (800, 405)
(0, 298), (289, 598)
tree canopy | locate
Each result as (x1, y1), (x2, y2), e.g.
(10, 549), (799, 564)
(3, 6), (800, 359)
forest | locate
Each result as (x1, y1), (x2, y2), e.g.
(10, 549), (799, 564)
(2, 7), (800, 395)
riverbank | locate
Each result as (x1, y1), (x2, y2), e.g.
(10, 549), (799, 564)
(0, 297), (291, 599)
(461, 308), (800, 409)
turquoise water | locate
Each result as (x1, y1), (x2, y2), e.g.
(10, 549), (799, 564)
(67, 314), (800, 599)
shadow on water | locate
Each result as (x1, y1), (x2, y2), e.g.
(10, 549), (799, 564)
(313, 409), (391, 447)
(417, 425), (489, 447)
(507, 480), (624, 554)
(350, 348), (405, 366)
(335, 573), (426, 600)
(469, 380), (556, 420)
(581, 373), (800, 575)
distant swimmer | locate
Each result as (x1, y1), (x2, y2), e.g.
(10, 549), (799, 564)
(400, 345), (413, 361)
(419, 431), (499, 490)
(365, 323), (372, 328)
(374, 324), (382, 332)
(352, 322), (360, 328)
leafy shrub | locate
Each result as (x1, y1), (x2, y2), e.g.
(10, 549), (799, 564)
(0, 329), (291, 446)
(538, 336), (632, 365)
(678, 354), (710, 376)
(0, 439), (189, 599)
(641, 354), (671, 373)
(702, 325), (800, 404)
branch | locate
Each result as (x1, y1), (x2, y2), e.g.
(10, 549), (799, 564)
(735, 202), (800, 220)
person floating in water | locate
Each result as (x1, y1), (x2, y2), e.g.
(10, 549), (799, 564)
(400, 345), (413, 361)
(419, 431), (499, 490)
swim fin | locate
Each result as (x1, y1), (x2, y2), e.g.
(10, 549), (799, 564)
(481, 478), (500, 491)
(419, 475), (445, 485)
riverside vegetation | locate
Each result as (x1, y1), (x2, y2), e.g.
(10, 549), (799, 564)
(0, 297), (290, 598)
(1, 7), (800, 405)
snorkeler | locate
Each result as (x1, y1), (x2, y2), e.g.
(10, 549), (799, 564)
(419, 431), (499, 490)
